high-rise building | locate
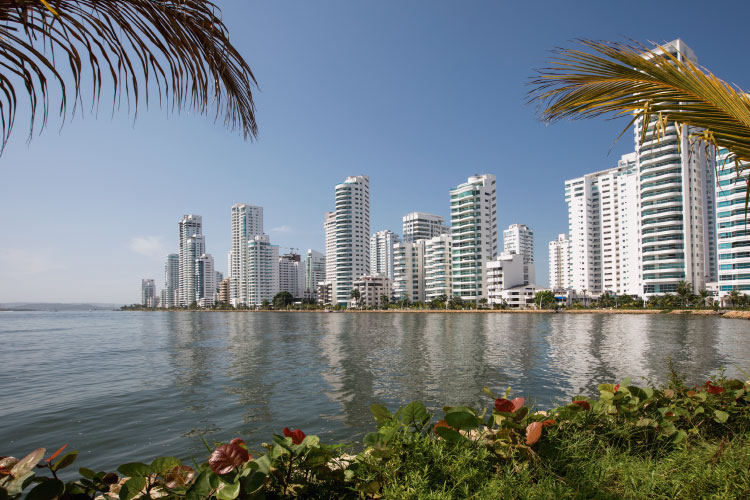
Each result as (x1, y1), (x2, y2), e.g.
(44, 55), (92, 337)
(715, 148), (749, 297)
(163, 253), (179, 308)
(178, 214), (202, 306)
(424, 234), (452, 301)
(247, 234), (279, 306)
(370, 230), (399, 282)
(393, 240), (425, 302)
(328, 176), (370, 305)
(503, 223), (535, 285)
(402, 212), (449, 242)
(450, 174), (498, 301)
(218, 278), (231, 304)
(195, 254), (216, 307)
(565, 153), (640, 296)
(548, 234), (571, 290)
(141, 279), (156, 307)
(183, 234), (206, 305)
(279, 252), (305, 298)
(636, 41), (716, 296)
(305, 249), (326, 299)
(230, 204), (264, 306)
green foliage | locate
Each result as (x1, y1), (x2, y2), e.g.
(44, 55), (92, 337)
(2, 371), (749, 499)
(534, 290), (557, 309)
(272, 292), (294, 309)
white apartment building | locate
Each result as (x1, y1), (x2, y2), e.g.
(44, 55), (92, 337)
(304, 249), (326, 299)
(178, 214), (202, 306)
(352, 274), (392, 308)
(548, 234), (571, 290)
(402, 212), (449, 243)
(247, 234), (279, 306)
(163, 253), (179, 308)
(450, 174), (498, 301)
(183, 234), (206, 306)
(638, 39), (716, 296)
(424, 234), (452, 300)
(393, 240), (425, 303)
(565, 153), (640, 296)
(195, 254), (216, 307)
(141, 279), (156, 307)
(485, 252), (526, 306)
(324, 212), (337, 290)
(316, 281), (334, 306)
(370, 230), (399, 282)
(279, 252), (305, 298)
(330, 176), (370, 305)
(502, 223), (536, 285)
(716, 148), (750, 296)
(230, 203), (263, 306)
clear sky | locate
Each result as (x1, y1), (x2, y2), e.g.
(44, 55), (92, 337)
(2, 0), (750, 303)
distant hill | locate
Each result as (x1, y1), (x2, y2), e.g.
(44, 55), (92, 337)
(0, 303), (123, 311)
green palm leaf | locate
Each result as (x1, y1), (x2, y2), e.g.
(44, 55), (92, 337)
(529, 39), (750, 211)
(0, 0), (258, 152)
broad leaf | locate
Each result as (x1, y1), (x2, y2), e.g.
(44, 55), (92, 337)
(10, 449), (45, 477)
(25, 479), (64, 500)
(117, 462), (152, 478)
(119, 476), (146, 500)
(369, 404), (392, 423)
(51, 452), (77, 472)
(525, 422), (542, 446)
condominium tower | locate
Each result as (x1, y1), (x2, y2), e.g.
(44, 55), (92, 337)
(141, 279), (156, 307)
(424, 234), (453, 300)
(392, 240), (425, 302)
(279, 252), (305, 298)
(247, 235), (279, 305)
(304, 249), (326, 298)
(327, 176), (370, 304)
(548, 234), (571, 290)
(370, 230), (399, 281)
(163, 253), (179, 308)
(637, 40), (716, 295)
(503, 223), (535, 285)
(178, 214), (202, 306)
(402, 212), (449, 242)
(230, 203), (264, 306)
(716, 148), (750, 296)
(449, 174), (498, 301)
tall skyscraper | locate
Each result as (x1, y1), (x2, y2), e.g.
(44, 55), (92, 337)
(424, 234), (452, 301)
(715, 148), (748, 297)
(565, 153), (640, 295)
(305, 249), (326, 298)
(279, 252), (305, 298)
(178, 214), (202, 306)
(183, 234), (206, 305)
(247, 234), (279, 305)
(636, 41), (716, 296)
(548, 234), (571, 290)
(141, 279), (156, 307)
(503, 223), (535, 285)
(327, 176), (370, 305)
(195, 254), (216, 307)
(402, 212), (449, 242)
(449, 174), (498, 301)
(393, 240), (425, 302)
(370, 230), (399, 281)
(230, 204), (264, 306)
(163, 253), (179, 308)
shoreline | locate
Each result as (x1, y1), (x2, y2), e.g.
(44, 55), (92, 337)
(122, 308), (750, 319)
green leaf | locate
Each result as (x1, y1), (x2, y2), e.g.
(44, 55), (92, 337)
(399, 401), (428, 426)
(671, 430), (688, 444)
(78, 468), (96, 479)
(598, 384), (615, 393)
(117, 462), (152, 478)
(119, 476), (146, 500)
(714, 410), (729, 423)
(443, 406), (476, 416)
(253, 455), (271, 476)
(435, 426), (466, 443)
(445, 412), (479, 431)
(186, 470), (212, 500)
(151, 457), (182, 476)
(363, 432), (385, 448)
(51, 452), (77, 472)
(25, 479), (64, 500)
(369, 404), (392, 423)
(240, 471), (266, 494)
(600, 391), (614, 401)
(298, 435), (320, 449)
(216, 480), (240, 500)
(4, 471), (34, 497)
(10, 448), (45, 477)
(482, 386), (496, 399)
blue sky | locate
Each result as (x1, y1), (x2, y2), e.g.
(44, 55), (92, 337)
(2, 0), (750, 303)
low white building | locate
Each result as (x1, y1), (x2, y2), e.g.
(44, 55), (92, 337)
(497, 284), (543, 309)
(316, 281), (334, 306)
(352, 274), (392, 308)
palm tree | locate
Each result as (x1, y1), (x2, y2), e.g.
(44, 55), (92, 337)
(530, 40), (750, 211)
(698, 289), (709, 309)
(350, 288), (360, 308)
(675, 281), (692, 308)
(0, 1), (257, 152)
(727, 290), (742, 309)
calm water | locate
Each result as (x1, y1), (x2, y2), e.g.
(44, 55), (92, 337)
(1, 311), (748, 471)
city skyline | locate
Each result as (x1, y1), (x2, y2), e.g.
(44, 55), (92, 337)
(3, 2), (750, 302)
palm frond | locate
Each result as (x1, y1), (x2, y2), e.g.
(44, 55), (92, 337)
(529, 39), (750, 213)
(0, 0), (258, 152)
